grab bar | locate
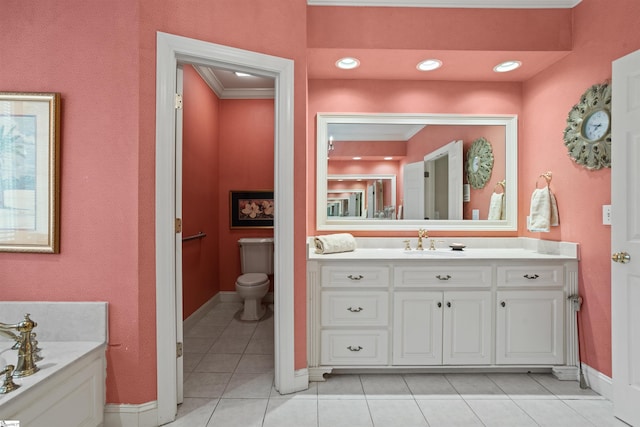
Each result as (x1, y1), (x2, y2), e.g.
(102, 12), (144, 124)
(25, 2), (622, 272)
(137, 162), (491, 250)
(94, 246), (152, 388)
(182, 232), (206, 242)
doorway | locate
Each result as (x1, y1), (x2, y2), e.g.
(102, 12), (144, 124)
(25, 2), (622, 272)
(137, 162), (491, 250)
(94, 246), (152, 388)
(155, 32), (302, 425)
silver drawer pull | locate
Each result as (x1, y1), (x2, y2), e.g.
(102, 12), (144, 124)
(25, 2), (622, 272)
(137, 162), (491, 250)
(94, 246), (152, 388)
(347, 274), (364, 281)
(347, 306), (364, 313)
(347, 345), (363, 352)
(436, 274), (451, 281)
(524, 274), (540, 279)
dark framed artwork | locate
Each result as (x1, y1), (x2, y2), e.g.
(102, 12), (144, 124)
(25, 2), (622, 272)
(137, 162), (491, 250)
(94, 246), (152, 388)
(230, 190), (274, 228)
(0, 92), (61, 253)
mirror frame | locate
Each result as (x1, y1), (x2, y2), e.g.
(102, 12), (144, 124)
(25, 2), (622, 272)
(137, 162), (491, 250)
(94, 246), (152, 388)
(316, 113), (518, 231)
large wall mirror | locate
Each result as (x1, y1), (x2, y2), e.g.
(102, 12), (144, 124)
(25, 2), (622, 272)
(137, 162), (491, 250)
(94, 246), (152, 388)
(316, 113), (518, 231)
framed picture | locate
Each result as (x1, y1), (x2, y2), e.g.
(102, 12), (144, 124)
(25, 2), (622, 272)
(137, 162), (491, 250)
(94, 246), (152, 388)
(230, 190), (274, 228)
(0, 92), (61, 253)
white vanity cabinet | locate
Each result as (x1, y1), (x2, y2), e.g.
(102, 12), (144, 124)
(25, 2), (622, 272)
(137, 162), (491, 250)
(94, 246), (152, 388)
(307, 241), (579, 381)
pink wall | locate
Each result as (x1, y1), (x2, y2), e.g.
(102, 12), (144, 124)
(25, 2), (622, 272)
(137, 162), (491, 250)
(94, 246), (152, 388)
(217, 99), (275, 292)
(182, 65), (221, 319)
(0, 1), (153, 404)
(520, 0), (640, 377)
(308, 79), (522, 236)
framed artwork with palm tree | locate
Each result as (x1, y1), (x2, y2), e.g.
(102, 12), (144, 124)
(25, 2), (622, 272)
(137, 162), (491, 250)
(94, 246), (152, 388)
(229, 190), (274, 228)
(0, 92), (60, 253)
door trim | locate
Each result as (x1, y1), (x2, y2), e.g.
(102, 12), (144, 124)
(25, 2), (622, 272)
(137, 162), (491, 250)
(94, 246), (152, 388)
(155, 32), (299, 424)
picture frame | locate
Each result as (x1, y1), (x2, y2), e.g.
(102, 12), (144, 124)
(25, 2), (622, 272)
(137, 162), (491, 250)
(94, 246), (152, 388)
(230, 190), (274, 228)
(0, 92), (61, 253)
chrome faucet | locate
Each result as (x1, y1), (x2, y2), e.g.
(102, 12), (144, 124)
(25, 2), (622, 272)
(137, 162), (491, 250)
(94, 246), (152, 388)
(0, 314), (39, 377)
(417, 228), (428, 250)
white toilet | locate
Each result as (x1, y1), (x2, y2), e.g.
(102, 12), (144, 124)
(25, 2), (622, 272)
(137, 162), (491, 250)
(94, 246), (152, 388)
(235, 237), (273, 321)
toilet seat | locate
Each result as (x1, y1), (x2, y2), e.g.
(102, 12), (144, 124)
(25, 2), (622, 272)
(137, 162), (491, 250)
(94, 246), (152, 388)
(236, 273), (269, 287)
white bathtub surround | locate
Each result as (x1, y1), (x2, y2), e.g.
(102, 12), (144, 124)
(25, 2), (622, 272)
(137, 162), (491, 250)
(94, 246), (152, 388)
(0, 302), (107, 427)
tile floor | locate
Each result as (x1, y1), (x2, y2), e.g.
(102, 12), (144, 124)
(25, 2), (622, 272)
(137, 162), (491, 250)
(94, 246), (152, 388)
(167, 301), (627, 427)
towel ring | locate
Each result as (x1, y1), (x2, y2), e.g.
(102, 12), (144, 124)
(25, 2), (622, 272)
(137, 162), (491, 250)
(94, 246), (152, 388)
(535, 172), (552, 188)
(494, 180), (506, 194)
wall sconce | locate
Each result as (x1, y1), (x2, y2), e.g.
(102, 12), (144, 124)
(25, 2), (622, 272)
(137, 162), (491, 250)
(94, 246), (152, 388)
(328, 136), (335, 152)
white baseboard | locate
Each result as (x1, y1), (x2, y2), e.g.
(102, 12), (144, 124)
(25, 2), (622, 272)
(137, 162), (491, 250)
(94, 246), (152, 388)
(581, 363), (612, 400)
(104, 401), (158, 427)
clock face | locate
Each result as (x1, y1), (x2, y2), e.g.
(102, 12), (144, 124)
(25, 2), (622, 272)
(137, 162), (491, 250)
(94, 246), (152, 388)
(582, 109), (610, 141)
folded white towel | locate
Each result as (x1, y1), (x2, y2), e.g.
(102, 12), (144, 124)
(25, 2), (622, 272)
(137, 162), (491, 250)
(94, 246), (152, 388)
(488, 192), (504, 220)
(528, 186), (559, 232)
(314, 233), (357, 254)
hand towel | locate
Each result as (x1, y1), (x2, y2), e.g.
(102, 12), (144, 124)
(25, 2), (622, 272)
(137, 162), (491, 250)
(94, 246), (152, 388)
(314, 233), (357, 254)
(528, 186), (559, 232)
(550, 189), (559, 226)
(487, 192), (504, 220)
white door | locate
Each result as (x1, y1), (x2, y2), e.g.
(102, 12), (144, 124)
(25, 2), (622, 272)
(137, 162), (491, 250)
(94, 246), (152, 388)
(611, 48), (640, 426)
(443, 291), (491, 365)
(175, 65), (185, 404)
(403, 161), (425, 220)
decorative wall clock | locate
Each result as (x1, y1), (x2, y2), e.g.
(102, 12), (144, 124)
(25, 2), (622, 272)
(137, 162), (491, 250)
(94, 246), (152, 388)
(466, 137), (494, 189)
(563, 82), (612, 170)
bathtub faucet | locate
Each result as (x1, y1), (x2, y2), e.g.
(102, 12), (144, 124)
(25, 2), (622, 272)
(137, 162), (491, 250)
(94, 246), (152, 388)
(0, 313), (39, 377)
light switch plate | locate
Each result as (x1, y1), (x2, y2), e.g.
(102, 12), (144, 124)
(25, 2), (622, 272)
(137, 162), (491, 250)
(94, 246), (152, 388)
(603, 205), (612, 225)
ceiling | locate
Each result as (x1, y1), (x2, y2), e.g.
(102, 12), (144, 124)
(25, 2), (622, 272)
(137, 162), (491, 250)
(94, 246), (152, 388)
(197, 0), (581, 97)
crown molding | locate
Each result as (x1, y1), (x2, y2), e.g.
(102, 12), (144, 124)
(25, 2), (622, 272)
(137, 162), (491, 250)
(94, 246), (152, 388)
(193, 65), (275, 99)
(307, 0), (581, 8)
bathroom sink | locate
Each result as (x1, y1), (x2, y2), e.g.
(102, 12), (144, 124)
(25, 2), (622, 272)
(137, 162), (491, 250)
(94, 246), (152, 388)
(402, 249), (466, 257)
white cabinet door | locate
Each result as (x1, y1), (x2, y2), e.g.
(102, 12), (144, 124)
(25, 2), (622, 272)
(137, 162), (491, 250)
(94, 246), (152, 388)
(443, 291), (492, 365)
(496, 290), (564, 365)
(393, 291), (442, 365)
(393, 291), (491, 365)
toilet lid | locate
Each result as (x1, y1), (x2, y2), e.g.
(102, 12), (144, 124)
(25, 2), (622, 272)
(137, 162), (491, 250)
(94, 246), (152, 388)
(237, 273), (269, 286)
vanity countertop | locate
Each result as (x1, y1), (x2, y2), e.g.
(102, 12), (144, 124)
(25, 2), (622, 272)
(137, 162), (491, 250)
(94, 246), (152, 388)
(308, 237), (579, 261)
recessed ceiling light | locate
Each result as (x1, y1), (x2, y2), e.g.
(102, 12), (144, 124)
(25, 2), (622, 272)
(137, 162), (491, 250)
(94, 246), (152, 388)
(493, 61), (522, 73)
(234, 71), (253, 77)
(352, 156), (362, 160)
(336, 57), (360, 70)
(384, 156), (393, 160)
(416, 59), (442, 71)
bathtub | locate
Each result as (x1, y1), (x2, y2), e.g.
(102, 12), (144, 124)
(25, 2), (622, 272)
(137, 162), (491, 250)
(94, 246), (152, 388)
(0, 302), (107, 427)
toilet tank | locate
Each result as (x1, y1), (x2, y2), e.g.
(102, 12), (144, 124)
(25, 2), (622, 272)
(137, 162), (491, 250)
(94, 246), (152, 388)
(238, 238), (274, 274)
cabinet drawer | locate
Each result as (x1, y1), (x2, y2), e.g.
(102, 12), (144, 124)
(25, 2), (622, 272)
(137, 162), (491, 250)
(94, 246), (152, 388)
(321, 330), (388, 365)
(394, 266), (491, 288)
(321, 265), (390, 288)
(497, 265), (563, 287)
(321, 291), (389, 326)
